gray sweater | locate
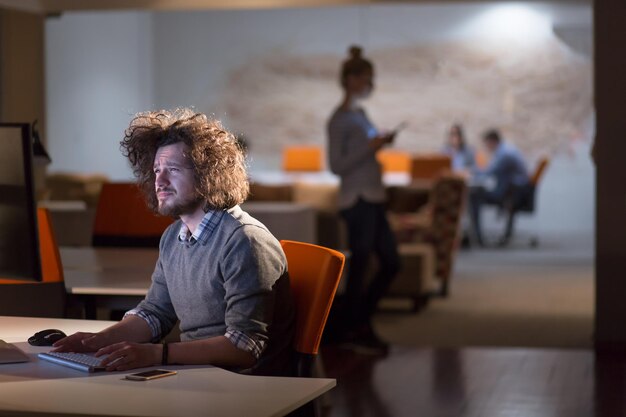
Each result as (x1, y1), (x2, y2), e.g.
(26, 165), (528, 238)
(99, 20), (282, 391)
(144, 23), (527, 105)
(135, 205), (295, 376)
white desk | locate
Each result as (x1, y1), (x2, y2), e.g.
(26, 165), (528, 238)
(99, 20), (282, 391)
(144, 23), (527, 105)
(61, 247), (157, 296)
(60, 247), (157, 318)
(0, 316), (335, 417)
(249, 170), (412, 187)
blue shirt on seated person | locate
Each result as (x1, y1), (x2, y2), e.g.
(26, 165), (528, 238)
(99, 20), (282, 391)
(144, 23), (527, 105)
(469, 129), (531, 246)
(473, 133), (530, 199)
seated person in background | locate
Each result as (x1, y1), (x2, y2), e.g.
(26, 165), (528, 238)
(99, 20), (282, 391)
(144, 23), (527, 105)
(442, 123), (475, 173)
(53, 108), (296, 376)
(469, 129), (530, 246)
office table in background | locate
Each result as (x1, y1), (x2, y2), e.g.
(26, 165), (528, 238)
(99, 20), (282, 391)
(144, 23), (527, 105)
(61, 247), (157, 295)
(0, 316), (336, 417)
(60, 247), (157, 318)
(241, 201), (317, 244)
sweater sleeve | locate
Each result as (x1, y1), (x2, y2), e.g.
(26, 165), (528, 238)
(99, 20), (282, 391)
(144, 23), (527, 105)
(219, 225), (287, 353)
(327, 112), (376, 177)
(131, 228), (179, 339)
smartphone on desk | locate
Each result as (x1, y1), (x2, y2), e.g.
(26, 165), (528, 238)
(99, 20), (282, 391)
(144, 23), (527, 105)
(125, 369), (177, 381)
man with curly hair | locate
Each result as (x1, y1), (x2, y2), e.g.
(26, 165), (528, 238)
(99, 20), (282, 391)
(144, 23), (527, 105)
(53, 109), (296, 376)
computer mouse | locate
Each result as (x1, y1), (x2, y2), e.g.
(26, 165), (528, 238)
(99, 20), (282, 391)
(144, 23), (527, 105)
(28, 329), (67, 346)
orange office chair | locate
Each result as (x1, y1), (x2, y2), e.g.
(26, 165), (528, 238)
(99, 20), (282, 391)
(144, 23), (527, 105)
(282, 146), (323, 172)
(530, 157), (549, 187)
(280, 240), (345, 377)
(92, 182), (173, 247)
(281, 240), (344, 417)
(377, 150), (412, 173)
(0, 208), (66, 317)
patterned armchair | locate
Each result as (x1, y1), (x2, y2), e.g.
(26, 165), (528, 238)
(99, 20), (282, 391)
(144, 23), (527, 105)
(388, 174), (467, 303)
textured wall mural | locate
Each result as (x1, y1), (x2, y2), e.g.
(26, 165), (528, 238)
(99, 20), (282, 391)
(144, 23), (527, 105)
(223, 36), (592, 170)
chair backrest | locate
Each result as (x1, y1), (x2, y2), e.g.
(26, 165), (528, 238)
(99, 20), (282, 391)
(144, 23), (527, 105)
(37, 207), (64, 283)
(0, 208), (63, 284)
(411, 154), (452, 180)
(93, 182), (173, 247)
(282, 146), (323, 172)
(280, 240), (345, 356)
(530, 157), (549, 186)
(0, 208), (66, 317)
(427, 175), (467, 288)
(377, 150), (412, 173)
(513, 157), (550, 213)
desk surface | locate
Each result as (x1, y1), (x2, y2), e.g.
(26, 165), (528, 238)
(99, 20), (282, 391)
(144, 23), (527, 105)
(61, 247), (157, 296)
(250, 169), (413, 186)
(0, 316), (335, 417)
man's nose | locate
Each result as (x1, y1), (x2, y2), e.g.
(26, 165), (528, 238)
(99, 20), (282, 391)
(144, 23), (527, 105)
(155, 170), (169, 187)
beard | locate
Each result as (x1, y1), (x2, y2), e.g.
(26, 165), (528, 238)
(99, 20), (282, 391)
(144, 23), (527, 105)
(157, 193), (204, 217)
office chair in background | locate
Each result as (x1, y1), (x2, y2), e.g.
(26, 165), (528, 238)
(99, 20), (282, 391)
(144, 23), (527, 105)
(377, 150), (412, 174)
(282, 146), (323, 172)
(498, 156), (550, 247)
(281, 240), (345, 417)
(0, 208), (66, 317)
(92, 182), (173, 247)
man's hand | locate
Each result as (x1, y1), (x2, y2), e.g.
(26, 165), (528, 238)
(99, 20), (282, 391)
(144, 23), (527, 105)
(96, 342), (162, 372)
(51, 332), (109, 353)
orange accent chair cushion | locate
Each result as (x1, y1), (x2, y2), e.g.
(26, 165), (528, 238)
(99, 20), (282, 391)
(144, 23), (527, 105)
(282, 146), (323, 172)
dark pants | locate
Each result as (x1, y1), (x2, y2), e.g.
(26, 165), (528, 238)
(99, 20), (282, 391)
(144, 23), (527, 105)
(469, 184), (532, 244)
(340, 198), (401, 331)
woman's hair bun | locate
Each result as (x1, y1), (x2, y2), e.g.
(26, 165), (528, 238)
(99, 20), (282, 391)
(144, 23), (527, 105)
(348, 45), (363, 59)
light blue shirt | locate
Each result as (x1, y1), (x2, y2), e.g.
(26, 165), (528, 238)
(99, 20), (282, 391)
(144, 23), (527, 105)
(442, 145), (476, 171)
(327, 107), (386, 209)
(474, 142), (529, 197)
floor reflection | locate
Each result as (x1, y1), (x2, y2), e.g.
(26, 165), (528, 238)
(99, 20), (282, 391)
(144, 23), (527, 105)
(322, 346), (599, 417)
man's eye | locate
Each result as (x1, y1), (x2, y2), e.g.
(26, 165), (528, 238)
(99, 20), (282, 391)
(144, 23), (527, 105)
(154, 169), (160, 174)
(170, 167), (179, 172)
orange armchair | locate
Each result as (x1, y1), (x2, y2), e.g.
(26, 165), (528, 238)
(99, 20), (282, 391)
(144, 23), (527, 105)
(377, 150), (412, 173)
(0, 208), (66, 317)
(92, 182), (173, 247)
(282, 146), (323, 172)
(280, 240), (345, 375)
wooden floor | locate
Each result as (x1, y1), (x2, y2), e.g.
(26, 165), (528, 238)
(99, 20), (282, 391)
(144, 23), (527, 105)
(319, 345), (623, 417)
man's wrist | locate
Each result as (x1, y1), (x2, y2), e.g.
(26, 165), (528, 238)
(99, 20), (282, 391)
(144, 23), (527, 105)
(161, 343), (169, 366)
(154, 343), (164, 366)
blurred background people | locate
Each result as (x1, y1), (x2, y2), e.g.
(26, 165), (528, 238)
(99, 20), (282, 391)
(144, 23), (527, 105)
(469, 129), (530, 247)
(442, 123), (475, 174)
(327, 45), (400, 354)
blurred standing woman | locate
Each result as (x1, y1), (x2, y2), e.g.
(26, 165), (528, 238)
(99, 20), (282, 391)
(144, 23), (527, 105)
(327, 46), (400, 354)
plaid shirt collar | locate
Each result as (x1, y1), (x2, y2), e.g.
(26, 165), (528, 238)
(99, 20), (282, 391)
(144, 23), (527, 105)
(177, 209), (225, 245)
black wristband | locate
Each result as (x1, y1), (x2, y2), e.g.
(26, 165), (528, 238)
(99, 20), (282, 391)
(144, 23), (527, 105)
(161, 343), (169, 366)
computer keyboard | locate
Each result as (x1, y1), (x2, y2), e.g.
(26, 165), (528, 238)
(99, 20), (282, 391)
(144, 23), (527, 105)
(38, 351), (108, 373)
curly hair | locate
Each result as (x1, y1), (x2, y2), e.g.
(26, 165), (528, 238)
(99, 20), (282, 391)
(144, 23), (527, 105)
(120, 108), (249, 212)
